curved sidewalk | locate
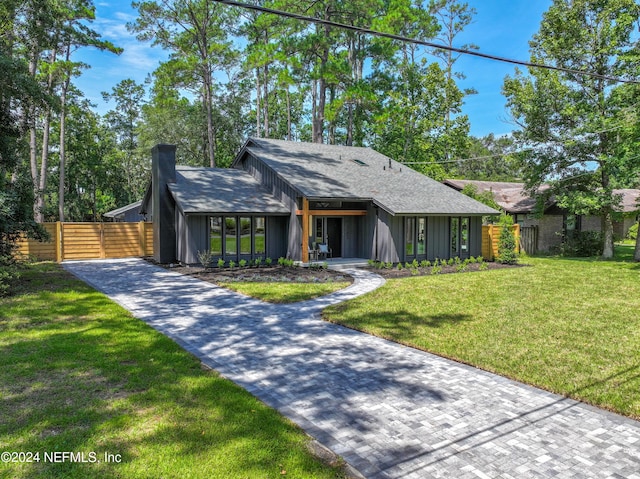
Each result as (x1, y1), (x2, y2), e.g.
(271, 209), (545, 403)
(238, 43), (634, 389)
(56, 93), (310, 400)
(64, 258), (640, 479)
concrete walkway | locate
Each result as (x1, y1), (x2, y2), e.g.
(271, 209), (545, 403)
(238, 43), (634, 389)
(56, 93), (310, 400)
(64, 258), (640, 479)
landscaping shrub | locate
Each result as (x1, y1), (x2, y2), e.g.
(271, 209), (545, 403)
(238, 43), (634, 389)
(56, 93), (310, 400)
(0, 256), (19, 297)
(496, 214), (518, 265)
(558, 230), (604, 257)
(197, 250), (214, 268)
(628, 223), (638, 241)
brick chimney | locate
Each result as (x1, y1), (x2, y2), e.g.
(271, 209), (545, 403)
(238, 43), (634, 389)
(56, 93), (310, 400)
(152, 144), (177, 263)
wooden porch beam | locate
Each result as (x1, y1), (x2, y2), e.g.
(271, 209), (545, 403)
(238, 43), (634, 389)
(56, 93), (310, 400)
(301, 197), (309, 263)
(295, 209), (367, 216)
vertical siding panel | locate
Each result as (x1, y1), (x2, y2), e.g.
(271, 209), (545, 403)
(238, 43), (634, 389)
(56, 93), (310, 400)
(176, 210), (186, 264)
(376, 210), (400, 263)
(427, 217), (450, 260)
(184, 216), (208, 265)
(470, 217), (482, 257)
(267, 216), (288, 259)
(342, 216), (355, 257)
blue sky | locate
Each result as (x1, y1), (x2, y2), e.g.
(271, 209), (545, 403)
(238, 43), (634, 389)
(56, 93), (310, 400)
(74, 0), (551, 138)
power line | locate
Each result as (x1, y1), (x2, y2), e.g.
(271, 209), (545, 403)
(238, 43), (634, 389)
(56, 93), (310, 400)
(213, 0), (640, 85)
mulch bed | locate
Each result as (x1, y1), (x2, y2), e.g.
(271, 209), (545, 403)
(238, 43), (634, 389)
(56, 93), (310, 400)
(366, 261), (525, 279)
(146, 258), (523, 284)
(147, 259), (353, 285)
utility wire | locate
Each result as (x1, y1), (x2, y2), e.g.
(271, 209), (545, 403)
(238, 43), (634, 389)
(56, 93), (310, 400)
(401, 121), (638, 165)
(213, 0), (640, 85)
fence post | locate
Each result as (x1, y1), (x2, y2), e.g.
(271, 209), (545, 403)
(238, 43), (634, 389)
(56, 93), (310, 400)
(99, 223), (106, 259)
(56, 222), (63, 263)
(138, 221), (146, 257)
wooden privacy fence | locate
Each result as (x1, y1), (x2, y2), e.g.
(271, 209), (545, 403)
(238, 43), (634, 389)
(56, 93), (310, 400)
(519, 226), (538, 255)
(16, 222), (154, 262)
(481, 224), (520, 261)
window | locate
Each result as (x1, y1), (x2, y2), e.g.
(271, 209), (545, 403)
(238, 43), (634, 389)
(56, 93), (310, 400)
(565, 214), (581, 234)
(315, 217), (324, 243)
(461, 217), (469, 252)
(210, 217), (222, 255)
(212, 216), (267, 258)
(254, 217), (266, 255)
(240, 217), (251, 255)
(451, 217), (459, 256)
(406, 217), (415, 256)
(418, 218), (426, 255)
(225, 217), (237, 255)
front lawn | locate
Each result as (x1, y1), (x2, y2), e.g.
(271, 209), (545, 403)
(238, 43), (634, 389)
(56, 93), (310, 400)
(323, 245), (640, 419)
(218, 281), (351, 303)
(0, 262), (346, 479)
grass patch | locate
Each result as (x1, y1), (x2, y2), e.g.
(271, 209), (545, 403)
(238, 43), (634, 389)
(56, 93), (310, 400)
(0, 262), (346, 479)
(218, 281), (351, 304)
(323, 245), (640, 419)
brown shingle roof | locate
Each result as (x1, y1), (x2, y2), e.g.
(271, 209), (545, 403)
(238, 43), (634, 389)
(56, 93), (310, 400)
(443, 179), (549, 214)
(444, 180), (640, 215)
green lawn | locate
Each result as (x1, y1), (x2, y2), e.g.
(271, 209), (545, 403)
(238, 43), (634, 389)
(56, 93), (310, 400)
(0, 262), (345, 479)
(324, 245), (640, 419)
(218, 281), (351, 304)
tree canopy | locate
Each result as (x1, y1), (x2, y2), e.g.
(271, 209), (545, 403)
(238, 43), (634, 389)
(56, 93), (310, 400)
(503, 0), (640, 258)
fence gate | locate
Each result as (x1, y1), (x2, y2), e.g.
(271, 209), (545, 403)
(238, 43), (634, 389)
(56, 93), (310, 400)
(519, 226), (538, 255)
(17, 222), (154, 262)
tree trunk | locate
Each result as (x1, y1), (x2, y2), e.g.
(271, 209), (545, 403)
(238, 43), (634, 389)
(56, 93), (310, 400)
(35, 47), (60, 222)
(634, 220), (640, 261)
(37, 106), (51, 222)
(286, 86), (291, 141)
(203, 74), (216, 167)
(601, 210), (614, 259)
(312, 19), (329, 144)
(59, 44), (71, 222)
(262, 63), (269, 137)
(28, 51), (40, 220)
(311, 78), (318, 141)
(255, 69), (261, 138)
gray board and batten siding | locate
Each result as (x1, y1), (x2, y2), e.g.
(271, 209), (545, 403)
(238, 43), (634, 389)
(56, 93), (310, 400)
(146, 140), (498, 265)
(233, 139), (494, 263)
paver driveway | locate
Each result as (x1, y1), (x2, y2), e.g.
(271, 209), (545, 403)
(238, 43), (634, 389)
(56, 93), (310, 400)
(64, 258), (640, 479)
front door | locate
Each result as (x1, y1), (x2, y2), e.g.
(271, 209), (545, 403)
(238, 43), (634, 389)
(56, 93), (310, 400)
(326, 218), (342, 258)
(315, 217), (342, 258)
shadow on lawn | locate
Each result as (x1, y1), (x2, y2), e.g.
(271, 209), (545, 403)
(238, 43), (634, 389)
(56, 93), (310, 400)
(326, 307), (472, 332)
(528, 243), (636, 263)
(1, 280), (344, 478)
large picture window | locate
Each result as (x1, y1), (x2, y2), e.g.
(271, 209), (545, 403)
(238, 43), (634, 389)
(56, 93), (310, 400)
(240, 217), (251, 255)
(417, 217), (426, 255)
(451, 217), (459, 256)
(225, 217), (237, 255)
(405, 217), (415, 257)
(210, 217), (222, 255)
(254, 217), (266, 255)
(461, 217), (469, 253)
(451, 217), (470, 257)
(210, 216), (267, 258)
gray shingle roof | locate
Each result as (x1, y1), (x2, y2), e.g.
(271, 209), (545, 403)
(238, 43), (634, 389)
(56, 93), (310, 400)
(168, 166), (290, 215)
(240, 138), (499, 216)
(104, 200), (143, 218)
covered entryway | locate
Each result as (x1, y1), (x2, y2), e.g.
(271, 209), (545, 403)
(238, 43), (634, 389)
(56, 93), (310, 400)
(315, 217), (343, 258)
(327, 218), (342, 258)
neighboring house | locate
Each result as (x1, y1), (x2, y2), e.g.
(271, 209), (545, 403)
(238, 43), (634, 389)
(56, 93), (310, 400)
(443, 179), (640, 253)
(103, 200), (146, 222)
(142, 139), (499, 265)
